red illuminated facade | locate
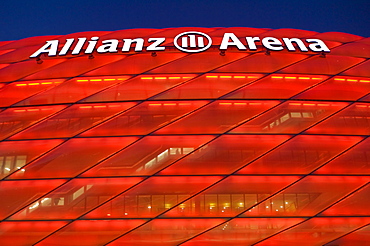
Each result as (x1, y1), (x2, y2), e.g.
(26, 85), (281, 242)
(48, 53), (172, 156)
(0, 27), (370, 245)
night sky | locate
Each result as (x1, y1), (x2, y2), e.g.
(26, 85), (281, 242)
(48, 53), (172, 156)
(1, 0), (369, 41)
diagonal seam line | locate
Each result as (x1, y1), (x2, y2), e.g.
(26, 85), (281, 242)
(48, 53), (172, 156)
(323, 222), (370, 245)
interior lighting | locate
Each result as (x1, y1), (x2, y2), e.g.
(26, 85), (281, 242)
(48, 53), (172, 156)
(141, 76), (193, 80)
(148, 102), (192, 107)
(219, 102), (262, 106)
(14, 108), (41, 113)
(334, 77), (370, 83)
(206, 75), (260, 79)
(272, 75), (323, 80)
(15, 81), (62, 87)
(76, 78), (127, 82)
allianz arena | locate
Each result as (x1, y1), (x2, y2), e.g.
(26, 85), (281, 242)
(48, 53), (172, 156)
(0, 27), (369, 245)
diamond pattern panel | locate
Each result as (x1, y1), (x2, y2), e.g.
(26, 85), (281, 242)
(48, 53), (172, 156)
(0, 27), (369, 245)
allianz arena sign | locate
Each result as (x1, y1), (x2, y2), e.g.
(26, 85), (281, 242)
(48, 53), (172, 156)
(30, 31), (330, 58)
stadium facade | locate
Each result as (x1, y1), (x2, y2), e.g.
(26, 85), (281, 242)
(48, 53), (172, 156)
(0, 27), (369, 245)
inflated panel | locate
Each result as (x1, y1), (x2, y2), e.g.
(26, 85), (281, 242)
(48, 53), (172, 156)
(2, 28), (369, 246)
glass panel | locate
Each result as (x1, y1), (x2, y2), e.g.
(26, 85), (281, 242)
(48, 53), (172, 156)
(341, 59), (370, 77)
(23, 55), (124, 80)
(331, 42), (370, 58)
(279, 55), (364, 75)
(0, 35), (60, 50)
(9, 177), (143, 220)
(326, 224), (370, 246)
(108, 219), (226, 246)
(99, 28), (161, 39)
(37, 220), (147, 246)
(0, 139), (63, 179)
(315, 137), (370, 174)
(239, 176), (368, 217)
(320, 184), (370, 216)
(155, 100), (280, 134)
(358, 37), (370, 45)
(147, 52), (248, 74)
(83, 74), (195, 102)
(295, 76), (370, 101)
(0, 105), (66, 140)
(0, 221), (67, 246)
(306, 103), (370, 135)
(11, 102), (136, 139)
(0, 79), (65, 107)
(224, 74), (326, 99)
(259, 28), (317, 38)
(161, 176), (299, 218)
(80, 135), (215, 177)
(214, 53), (308, 73)
(182, 218), (305, 246)
(84, 53), (187, 76)
(160, 135), (291, 175)
(311, 32), (363, 42)
(258, 217), (370, 246)
(84, 176), (222, 219)
(7, 137), (138, 179)
(81, 101), (207, 137)
(0, 59), (66, 83)
(231, 101), (347, 134)
(15, 76), (130, 106)
(207, 27), (268, 37)
(0, 45), (52, 64)
(360, 93), (370, 102)
(237, 135), (362, 174)
(153, 73), (262, 100)
(0, 179), (66, 220)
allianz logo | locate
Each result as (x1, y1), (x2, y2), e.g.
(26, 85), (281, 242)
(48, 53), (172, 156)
(174, 31), (212, 53)
(30, 31), (330, 58)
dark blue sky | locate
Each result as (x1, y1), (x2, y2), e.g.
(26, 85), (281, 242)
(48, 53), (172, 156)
(1, 0), (369, 41)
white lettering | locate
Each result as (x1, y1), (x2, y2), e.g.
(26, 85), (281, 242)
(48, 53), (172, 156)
(97, 39), (119, 53)
(306, 39), (331, 52)
(59, 38), (74, 56)
(30, 33), (331, 58)
(147, 38), (166, 51)
(283, 38), (309, 52)
(30, 40), (59, 58)
(262, 37), (283, 51)
(71, 38), (87, 55)
(85, 37), (99, 54)
(245, 37), (260, 50)
(220, 33), (246, 50)
(122, 38), (144, 52)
